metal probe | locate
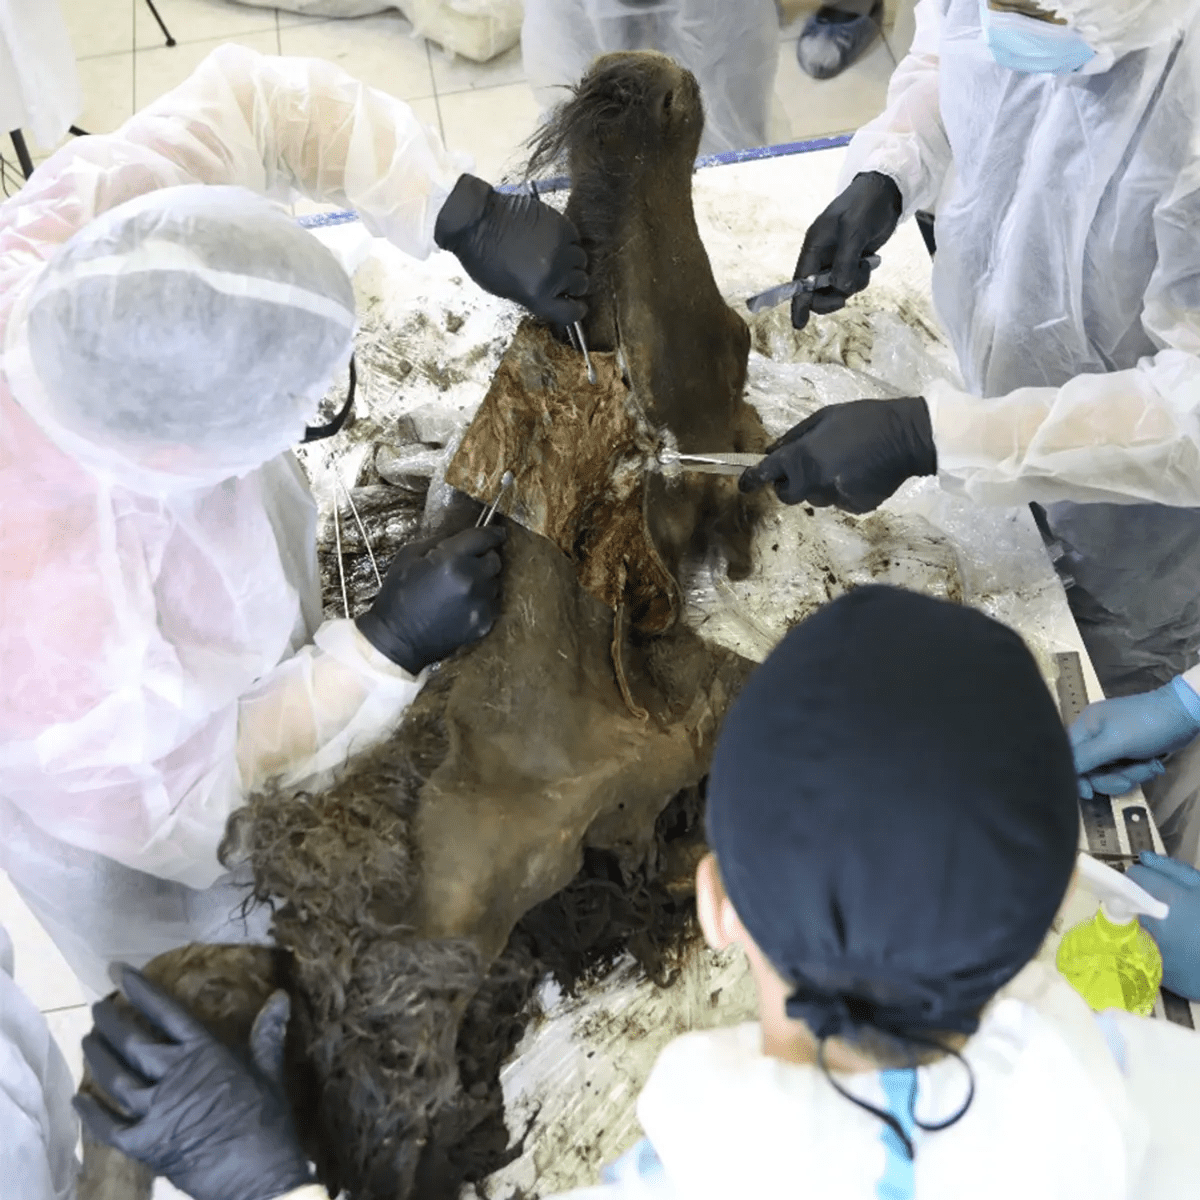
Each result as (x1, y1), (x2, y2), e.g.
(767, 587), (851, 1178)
(476, 469), (514, 527)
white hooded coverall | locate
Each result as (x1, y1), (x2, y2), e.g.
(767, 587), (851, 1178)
(839, 0), (1200, 858)
(0, 44), (471, 995)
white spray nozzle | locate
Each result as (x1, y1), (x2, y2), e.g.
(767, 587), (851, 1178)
(1077, 853), (1169, 924)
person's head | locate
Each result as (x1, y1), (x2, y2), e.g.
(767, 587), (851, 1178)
(6, 185), (356, 494)
(697, 587), (1079, 1139)
(985, 0), (1198, 60)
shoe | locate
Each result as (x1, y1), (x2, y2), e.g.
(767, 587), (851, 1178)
(795, 1), (884, 81)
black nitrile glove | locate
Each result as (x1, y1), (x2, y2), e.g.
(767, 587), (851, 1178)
(739, 397), (936, 514)
(356, 525), (506, 673)
(791, 171), (902, 329)
(435, 173), (588, 325)
(73, 967), (312, 1200)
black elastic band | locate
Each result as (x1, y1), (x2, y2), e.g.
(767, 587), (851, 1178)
(816, 1031), (975, 1161)
(302, 354), (357, 443)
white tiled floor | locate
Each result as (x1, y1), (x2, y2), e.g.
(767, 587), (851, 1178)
(0, 0), (916, 1107)
(6, 0), (917, 191)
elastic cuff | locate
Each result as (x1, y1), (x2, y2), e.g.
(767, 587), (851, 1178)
(272, 1186), (333, 1200)
(433, 173), (490, 250)
(1170, 674), (1200, 728)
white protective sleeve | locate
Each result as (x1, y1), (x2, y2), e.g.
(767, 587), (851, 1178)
(0, 927), (78, 1200)
(0, 44), (466, 886)
(838, 0), (950, 216)
(924, 350), (1200, 508)
(123, 42), (469, 257)
(237, 620), (424, 797)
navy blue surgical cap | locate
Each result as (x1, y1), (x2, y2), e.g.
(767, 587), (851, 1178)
(707, 585), (1078, 1044)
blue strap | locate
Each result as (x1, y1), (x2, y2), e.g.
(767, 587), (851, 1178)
(876, 1070), (918, 1200)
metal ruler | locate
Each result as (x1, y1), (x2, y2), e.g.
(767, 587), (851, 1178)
(1054, 652), (1197, 1028)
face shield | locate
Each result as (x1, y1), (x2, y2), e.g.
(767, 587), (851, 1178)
(5, 185), (357, 495)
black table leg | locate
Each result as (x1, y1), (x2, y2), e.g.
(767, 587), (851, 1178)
(143, 0), (177, 46)
(9, 130), (34, 179)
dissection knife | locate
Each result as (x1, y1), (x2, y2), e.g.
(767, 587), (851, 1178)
(746, 255), (882, 314)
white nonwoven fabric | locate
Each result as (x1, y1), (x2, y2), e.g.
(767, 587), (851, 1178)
(0, 44), (465, 987)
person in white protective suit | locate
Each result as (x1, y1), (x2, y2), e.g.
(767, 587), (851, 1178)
(521, 0), (780, 156)
(0, 42), (590, 998)
(1, 925), (79, 1200)
(68, 588), (1200, 1200)
(738, 0), (1200, 866)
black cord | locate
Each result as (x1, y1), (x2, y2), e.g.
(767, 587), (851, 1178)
(816, 1031), (976, 1161)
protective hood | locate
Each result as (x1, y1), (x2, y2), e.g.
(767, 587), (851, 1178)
(635, 966), (1147, 1200)
(5, 185), (356, 495)
(1052, 0), (1199, 55)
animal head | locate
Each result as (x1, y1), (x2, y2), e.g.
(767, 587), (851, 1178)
(525, 51), (704, 185)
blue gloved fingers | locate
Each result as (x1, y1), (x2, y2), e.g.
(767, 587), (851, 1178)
(1083, 759), (1165, 796)
(1069, 705), (1129, 777)
(1136, 851), (1200, 889)
(120, 967), (208, 1048)
(1077, 774), (1094, 800)
(81, 1031), (154, 1117)
(73, 1093), (138, 1151)
(248, 992), (291, 1089)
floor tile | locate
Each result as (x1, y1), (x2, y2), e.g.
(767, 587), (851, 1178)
(76, 51), (138, 135)
(60, 0), (137, 61)
(275, 5), (333, 28)
(134, 29), (280, 109)
(44, 1005), (92, 1091)
(134, 0), (279, 50)
(429, 41), (523, 96)
(774, 34), (894, 142)
(436, 80), (541, 185)
(279, 15), (435, 100)
(0, 873), (90, 1012)
(886, 0), (918, 61)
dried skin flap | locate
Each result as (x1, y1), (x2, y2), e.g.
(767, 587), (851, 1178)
(446, 322), (681, 632)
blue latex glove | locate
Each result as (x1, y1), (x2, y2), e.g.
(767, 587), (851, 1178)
(1069, 676), (1200, 799)
(1127, 852), (1200, 1001)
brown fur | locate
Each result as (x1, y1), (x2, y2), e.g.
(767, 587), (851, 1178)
(80, 52), (769, 1200)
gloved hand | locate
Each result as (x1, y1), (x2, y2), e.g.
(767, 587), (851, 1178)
(73, 966), (312, 1200)
(435, 173), (587, 326)
(1070, 676), (1200, 799)
(791, 171), (902, 330)
(1126, 852), (1200, 1001)
(738, 397), (936, 513)
(356, 525), (506, 674)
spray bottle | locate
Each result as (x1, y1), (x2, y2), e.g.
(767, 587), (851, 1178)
(1056, 854), (1170, 1017)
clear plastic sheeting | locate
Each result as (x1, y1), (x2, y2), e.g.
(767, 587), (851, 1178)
(295, 147), (1112, 1197)
(521, 0), (780, 156)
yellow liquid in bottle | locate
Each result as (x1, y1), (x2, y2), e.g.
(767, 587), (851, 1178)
(1056, 907), (1162, 1017)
